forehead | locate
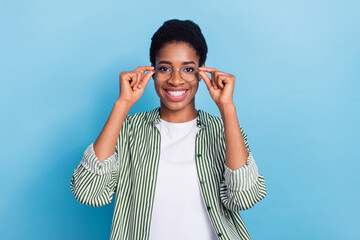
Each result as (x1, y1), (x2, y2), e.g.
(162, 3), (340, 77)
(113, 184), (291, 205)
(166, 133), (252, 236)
(156, 41), (199, 65)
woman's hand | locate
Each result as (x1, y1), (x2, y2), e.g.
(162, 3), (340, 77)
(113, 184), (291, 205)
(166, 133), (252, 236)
(199, 67), (235, 108)
(118, 66), (155, 106)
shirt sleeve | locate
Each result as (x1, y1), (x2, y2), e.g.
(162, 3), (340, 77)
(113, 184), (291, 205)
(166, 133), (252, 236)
(70, 141), (120, 207)
(80, 142), (119, 175)
(219, 124), (266, 212)
(70, 116), (128, 207)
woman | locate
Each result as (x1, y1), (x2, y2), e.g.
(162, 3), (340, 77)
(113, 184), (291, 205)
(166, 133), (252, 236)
(71, 19), (266, 240)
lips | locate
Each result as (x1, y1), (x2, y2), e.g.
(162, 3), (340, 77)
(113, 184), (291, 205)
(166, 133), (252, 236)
(166, 90), (187, 96)
(164, 87), (188, 91)
(163, 88), (189, 101)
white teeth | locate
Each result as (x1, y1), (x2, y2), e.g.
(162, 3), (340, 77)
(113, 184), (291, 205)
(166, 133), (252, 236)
(167, 90), (187, 96)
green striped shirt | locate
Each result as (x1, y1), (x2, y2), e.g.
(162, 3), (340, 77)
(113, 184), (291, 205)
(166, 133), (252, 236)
(70, 106), (266, 239)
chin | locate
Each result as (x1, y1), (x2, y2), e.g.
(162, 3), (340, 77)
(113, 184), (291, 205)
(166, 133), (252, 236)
(161, 100), (191, 111)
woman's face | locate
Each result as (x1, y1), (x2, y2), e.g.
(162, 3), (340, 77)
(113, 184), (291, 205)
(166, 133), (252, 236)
(153, 41), (204, 113)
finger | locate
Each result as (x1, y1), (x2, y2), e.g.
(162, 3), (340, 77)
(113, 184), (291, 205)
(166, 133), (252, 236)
(211, 70), (218, 89)
(133, 67), (153, 89)
(133, 71), (143, 90)
(199, 71), (214, 92)
(135, 70), (155, 90)
(122, 72), (137, 87)
(200, 67), (227, 86)
(212, 79), (218, 90)
(201, 69), (217, 89)
(122, 71), (137, 88)
(129, 72), (138, 88)
(217, 74), (225, 89)
(199, 67), (217, 73)
(130, 72), (139, 89)
(199, 71), (216, 89)
(138, 70), (155, 89)
(200, 67), (222, 89)
(136, 66), (155, 72)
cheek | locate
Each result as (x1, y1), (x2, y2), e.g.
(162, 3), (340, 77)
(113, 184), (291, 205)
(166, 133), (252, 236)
(154, 81), (163, 96)
(192, 82), (200, 91)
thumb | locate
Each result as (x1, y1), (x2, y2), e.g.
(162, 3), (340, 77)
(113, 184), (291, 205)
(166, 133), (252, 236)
(139, 70), (155, 88)
(199, 71), (214, 93)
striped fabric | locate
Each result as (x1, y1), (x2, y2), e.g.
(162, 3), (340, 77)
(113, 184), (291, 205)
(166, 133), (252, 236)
(70, 106), (266, 240)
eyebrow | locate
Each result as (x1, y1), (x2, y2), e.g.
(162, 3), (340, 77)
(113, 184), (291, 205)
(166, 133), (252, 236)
(158, 61), (196, 65)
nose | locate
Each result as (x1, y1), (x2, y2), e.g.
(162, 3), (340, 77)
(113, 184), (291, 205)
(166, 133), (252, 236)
(168, 69), (184, 85)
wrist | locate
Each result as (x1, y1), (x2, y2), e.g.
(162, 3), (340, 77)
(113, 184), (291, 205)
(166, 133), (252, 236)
(115, 98), (133, 111)
(218, 102), (236, 116)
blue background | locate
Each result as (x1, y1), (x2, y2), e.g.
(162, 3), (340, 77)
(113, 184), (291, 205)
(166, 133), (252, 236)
(1, 0), (359, 239)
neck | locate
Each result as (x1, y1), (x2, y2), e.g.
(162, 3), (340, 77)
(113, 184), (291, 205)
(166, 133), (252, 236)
(159, 102), (198, 123)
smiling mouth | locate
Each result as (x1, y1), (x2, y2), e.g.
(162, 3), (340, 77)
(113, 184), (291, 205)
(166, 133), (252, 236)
(165, 89), (188, 96)
(163, 88), (190, 101)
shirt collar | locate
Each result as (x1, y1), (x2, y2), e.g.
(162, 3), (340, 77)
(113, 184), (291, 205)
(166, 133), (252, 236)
(145, 106), (209, 128)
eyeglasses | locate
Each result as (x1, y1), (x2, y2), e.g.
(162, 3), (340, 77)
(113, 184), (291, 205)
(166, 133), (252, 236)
(154, 65), (199, 82)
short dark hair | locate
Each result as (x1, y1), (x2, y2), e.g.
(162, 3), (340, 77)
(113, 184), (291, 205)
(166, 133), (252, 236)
(150, 19), (208, 67)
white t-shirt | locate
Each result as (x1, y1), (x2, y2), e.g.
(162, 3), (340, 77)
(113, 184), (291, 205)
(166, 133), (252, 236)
(148, 116), (217, 240)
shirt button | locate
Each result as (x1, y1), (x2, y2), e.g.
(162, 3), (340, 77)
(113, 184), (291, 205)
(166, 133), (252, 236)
(207, 206), (211, 211)
(200, 180), (205, 184)
(217, 233), (222, 237)
(197, 153), (202, 158)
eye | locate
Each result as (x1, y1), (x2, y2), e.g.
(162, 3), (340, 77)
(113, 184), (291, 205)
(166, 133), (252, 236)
(184, 67), (194, 72)
(158, 66), (171, 72)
